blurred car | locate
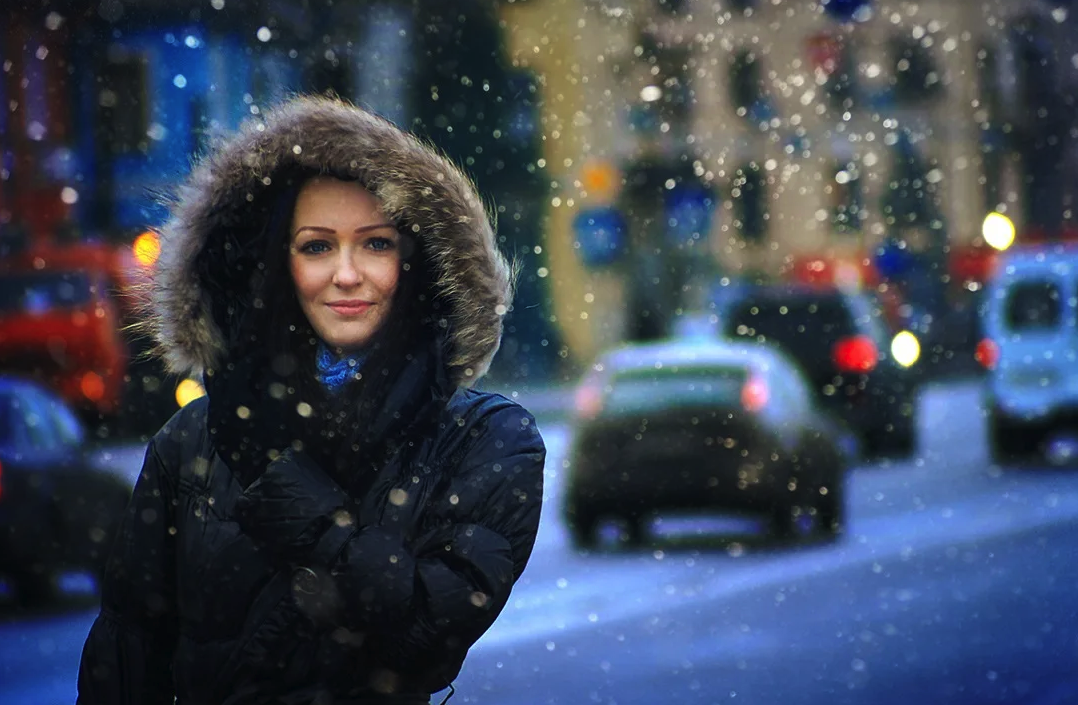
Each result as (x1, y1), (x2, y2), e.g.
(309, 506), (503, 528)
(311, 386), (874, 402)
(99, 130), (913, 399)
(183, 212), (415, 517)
(0, 265), (128, 422)
(712, 284), (919, 458)
(0, 376), (132, 605)
(564, 339), (851, 549)
(980, 246), (1078, 463)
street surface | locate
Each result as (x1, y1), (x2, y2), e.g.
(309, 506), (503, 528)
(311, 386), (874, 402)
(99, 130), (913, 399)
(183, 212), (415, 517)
(2, 381), (1077, 704)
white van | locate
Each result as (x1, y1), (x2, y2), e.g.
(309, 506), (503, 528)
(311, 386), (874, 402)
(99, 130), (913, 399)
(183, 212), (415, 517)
(982, 245), (1078, 462)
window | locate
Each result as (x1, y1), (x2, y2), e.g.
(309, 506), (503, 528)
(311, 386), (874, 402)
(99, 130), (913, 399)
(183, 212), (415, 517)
(732, 162), (768, 242)
(3, 388), (57, 454)
(0, 271), (93, 314)
(609, 365), (748, 407)
(975, 44), (1001, 123)
(830, 162), (863, 233)
(824, 42), (858, 111)
(1004, 280), (1062, 331)
(729, 50), (765, 117)
(654, 0), (689, 15)
(890, 35), (942, 105)
(635, 34), (694, 138)
(97, 54), (149, 155)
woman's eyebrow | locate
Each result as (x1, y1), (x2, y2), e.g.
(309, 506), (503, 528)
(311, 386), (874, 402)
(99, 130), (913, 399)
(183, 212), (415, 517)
(292, 223), (396, 238)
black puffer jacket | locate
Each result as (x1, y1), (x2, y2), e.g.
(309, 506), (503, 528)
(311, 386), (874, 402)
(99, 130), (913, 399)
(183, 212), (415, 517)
(77, 96), (546, 705)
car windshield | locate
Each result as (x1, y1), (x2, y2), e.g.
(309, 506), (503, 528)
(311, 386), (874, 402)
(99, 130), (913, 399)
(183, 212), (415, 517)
(1004, 279), (1063, 331)
(0, 271), (93, 314)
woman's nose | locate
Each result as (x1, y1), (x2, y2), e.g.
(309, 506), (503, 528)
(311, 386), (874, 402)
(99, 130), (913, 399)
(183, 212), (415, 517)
(332, 254), (362, 287)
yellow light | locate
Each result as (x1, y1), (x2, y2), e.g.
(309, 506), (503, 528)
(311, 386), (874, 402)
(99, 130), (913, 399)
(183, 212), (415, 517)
(982, 212), (1015, 251)
(175, 378), (206, 408)
(133, 231), (161, 267)
(890, 331), (921, 368)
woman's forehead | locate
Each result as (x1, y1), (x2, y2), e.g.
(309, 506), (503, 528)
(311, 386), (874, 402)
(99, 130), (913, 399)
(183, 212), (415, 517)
(292, 177), (390, 231)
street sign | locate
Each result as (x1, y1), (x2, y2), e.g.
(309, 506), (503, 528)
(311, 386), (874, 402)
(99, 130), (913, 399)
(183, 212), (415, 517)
(664, 183), (716, 248)
(573, 206), (628, 267)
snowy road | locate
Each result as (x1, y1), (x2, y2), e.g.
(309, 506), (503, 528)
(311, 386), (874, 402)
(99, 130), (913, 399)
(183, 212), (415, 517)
(3, 381), (1078, 704)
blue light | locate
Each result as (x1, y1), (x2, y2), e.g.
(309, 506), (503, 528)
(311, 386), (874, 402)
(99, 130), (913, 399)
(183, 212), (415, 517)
(573, 207), (628, 267)
(822, 0), (870, 22)
(664, 184), (716, 248)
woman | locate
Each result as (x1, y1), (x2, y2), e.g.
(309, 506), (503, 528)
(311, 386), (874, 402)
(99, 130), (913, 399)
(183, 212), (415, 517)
(77, 95), (546, 705)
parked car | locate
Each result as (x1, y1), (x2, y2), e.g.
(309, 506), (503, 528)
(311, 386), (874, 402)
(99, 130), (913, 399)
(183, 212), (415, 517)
(564, 339), (851, 549)
(980, 245), (1078, 463)
(0, 376), (132, 606)
(712, 284), (919, 458)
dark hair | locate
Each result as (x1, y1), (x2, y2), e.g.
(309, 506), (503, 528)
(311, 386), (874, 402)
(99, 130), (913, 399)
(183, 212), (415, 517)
(198, 165), (441, 476)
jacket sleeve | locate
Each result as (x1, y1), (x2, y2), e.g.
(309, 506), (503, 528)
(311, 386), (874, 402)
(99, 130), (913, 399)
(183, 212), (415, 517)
(77, 440), (179, 705)
(234, 404), (545, 647)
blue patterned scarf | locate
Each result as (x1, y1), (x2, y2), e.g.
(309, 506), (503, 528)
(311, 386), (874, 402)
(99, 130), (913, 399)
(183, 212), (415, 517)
(315, 343), (366, 392)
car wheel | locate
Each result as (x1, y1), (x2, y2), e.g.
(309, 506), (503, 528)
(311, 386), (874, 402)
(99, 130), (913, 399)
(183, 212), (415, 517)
(621, 514), (647, 547)
(865, 423), (916, 459)
(988, 407), (1039, 464)
(768, 503), (798, 540)
(565, 501), (600, 550)
(13, 566), (59, 609)
(814, 482), (844, 537)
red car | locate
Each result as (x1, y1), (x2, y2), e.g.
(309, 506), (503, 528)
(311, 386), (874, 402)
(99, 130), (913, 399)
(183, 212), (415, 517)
(0, 265), (128, 420)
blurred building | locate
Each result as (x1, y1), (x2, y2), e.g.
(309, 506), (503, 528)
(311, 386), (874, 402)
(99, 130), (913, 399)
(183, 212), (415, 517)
(497, 0), (1077, 366)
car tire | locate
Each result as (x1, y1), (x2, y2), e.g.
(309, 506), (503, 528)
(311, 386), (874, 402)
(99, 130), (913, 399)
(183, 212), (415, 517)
(865, 422), (916, 459)
(769, 503), (799, 540)
(987, 407), (1038, 464)
(565, 501), (600, 550)
(815, 482), (844, 537)
(13, 567), (59, 609)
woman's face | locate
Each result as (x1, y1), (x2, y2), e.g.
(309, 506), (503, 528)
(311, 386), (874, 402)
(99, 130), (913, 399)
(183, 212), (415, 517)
(289, 177), (401, 351)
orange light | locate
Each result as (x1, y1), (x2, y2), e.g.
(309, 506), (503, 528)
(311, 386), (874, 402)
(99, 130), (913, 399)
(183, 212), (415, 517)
(80, 371), (106, 401)
(133, 231), (161, 268)
(581, 160), (620, 202)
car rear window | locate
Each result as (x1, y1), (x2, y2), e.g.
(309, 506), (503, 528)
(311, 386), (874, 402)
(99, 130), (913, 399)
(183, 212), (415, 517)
(609, 364), (748, 406)
(723, 295), (858, 372)
(0, 271), (93, 314)
(1004, 280), (1062, 331)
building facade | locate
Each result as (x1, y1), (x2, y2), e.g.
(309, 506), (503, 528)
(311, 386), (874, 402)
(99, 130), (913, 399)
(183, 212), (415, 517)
(497, 0), (1067, 367)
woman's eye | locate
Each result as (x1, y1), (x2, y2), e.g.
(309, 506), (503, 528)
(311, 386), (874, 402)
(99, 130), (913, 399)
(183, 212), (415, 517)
(368, 237), (396, 252)
(301, 241), (331, 254)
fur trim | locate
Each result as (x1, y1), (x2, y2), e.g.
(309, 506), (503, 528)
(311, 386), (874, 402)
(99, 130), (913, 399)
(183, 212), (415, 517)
(142, 94), (513, 387)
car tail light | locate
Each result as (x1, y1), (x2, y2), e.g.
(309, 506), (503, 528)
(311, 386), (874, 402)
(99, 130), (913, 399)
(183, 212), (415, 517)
(832, 335), (878, 373)
(741, 373), (770, 413)
(575, 381), (604, 420)
(80, 371), (106, 401)
(975, 338), (1000, 370)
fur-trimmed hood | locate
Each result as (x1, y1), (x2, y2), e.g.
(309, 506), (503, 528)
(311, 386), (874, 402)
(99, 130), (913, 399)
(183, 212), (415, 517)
(144, 94), (513, 387)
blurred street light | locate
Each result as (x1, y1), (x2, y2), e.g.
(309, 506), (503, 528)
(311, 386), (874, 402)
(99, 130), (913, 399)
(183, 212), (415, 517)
(983, 212), (1016, 251)
(175, 378), (206, 408)
(133, 231), (161, 267)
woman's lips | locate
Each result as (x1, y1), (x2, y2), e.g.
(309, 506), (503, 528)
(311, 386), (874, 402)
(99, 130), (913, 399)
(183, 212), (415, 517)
(327, 302), (373, 316)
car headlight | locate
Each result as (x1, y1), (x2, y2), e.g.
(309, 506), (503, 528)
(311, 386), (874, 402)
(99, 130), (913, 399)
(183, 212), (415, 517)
(890, 331), (920, 368)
